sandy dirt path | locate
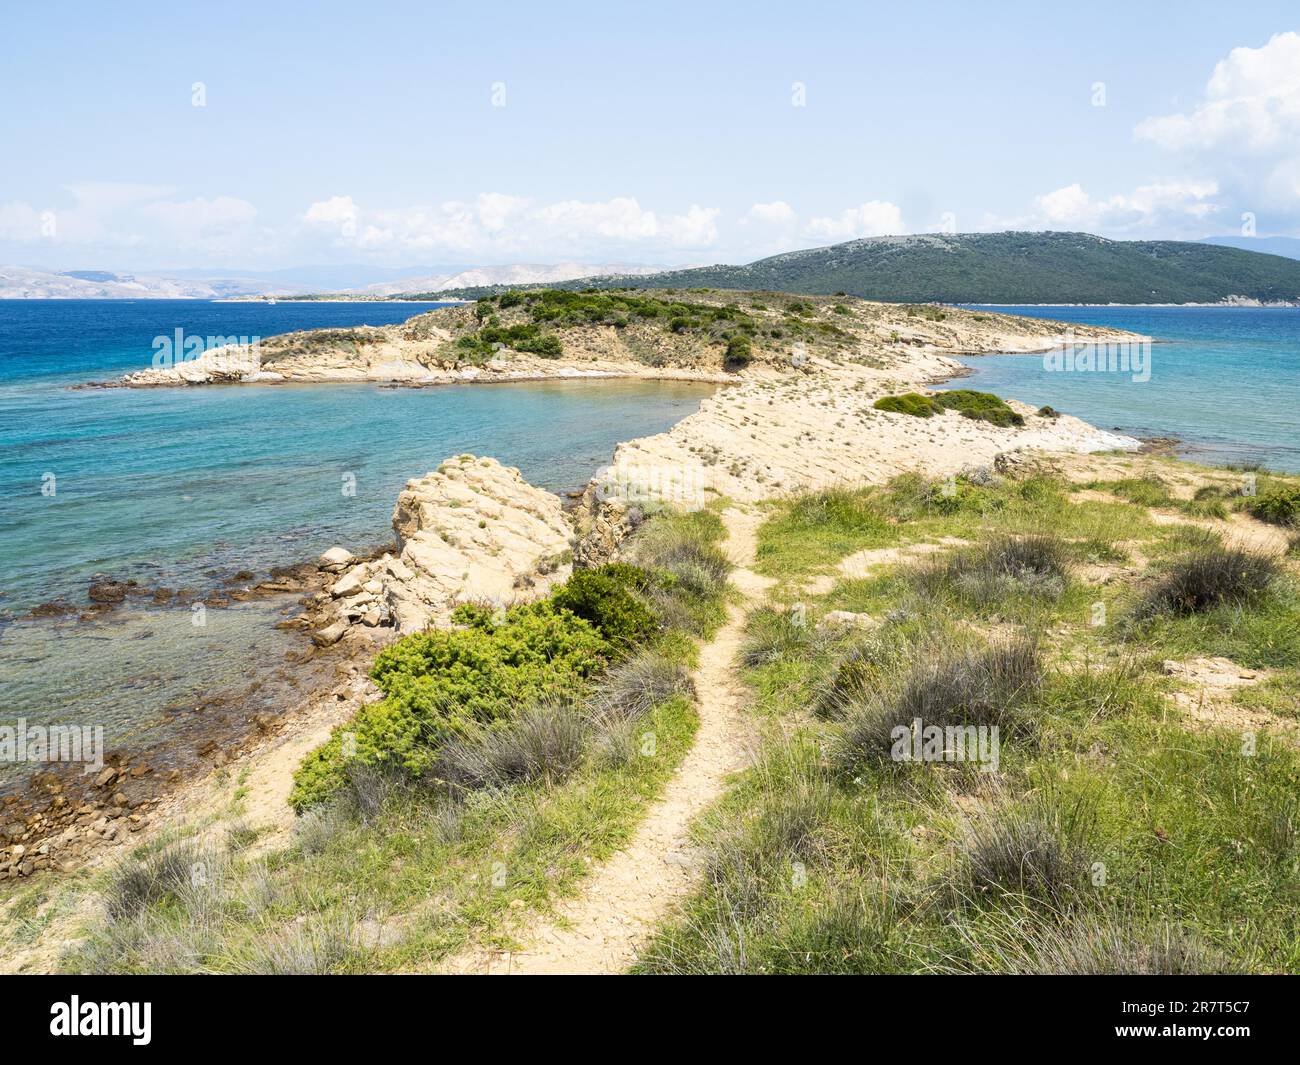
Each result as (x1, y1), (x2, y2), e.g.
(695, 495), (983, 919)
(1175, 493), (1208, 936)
(445, 507), (771, 975)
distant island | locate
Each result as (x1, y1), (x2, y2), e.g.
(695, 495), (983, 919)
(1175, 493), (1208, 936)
(389, 231), (1300, 306)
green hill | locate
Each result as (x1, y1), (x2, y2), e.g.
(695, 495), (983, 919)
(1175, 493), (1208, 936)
(400, 232), (1300, 304)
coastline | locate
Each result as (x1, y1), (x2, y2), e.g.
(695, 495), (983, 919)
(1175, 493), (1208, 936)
(2, 294), (1150, 883)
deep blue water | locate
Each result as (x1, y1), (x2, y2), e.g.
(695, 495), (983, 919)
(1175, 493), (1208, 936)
(944, 306), (1300, 472)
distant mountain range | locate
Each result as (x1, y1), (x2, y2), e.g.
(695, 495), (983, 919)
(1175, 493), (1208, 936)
(358, 262), (665, 297)
(495, 232), (1299, 305)
(7, 232), (1300, 304)
(0, 262), (665, 300)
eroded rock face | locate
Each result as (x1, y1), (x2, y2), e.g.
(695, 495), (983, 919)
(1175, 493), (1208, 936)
(317, 455), (573, 638)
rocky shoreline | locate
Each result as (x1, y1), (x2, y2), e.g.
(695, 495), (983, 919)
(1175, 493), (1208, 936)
(4, 293), (1148, 883)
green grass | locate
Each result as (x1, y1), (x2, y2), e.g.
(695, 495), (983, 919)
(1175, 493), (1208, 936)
(64, 694), (699, 974)
(636, 467), (1300, 974)
(57, 507), (734, 975)
(755, 486), (898, 584)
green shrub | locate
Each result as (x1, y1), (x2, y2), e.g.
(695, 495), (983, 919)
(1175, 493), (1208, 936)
(934, 390), (1025, 428)
(724, 334), (753, 369)
(1247, 486), (1300, 527)
(290, 603), (610, 810)
(550, 565), (659, 647)
(873, 393), (942, 418)
(459, 323), (563, 359)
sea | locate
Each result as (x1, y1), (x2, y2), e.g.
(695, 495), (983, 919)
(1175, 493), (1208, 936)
(1, 300), (1296, 790)
(0, 299), (713, 788)
(944, 306), (1300, 472)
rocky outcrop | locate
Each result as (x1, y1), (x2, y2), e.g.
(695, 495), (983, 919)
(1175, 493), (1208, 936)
(314, 455), (574, 640)
(104, 295), (1137, 389)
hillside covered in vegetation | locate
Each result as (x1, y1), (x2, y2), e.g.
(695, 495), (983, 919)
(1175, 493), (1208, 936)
(399, 232), (1300, 305)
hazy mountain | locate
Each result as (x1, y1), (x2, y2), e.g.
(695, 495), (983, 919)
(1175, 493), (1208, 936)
(361, 262), (665, 297)
(0, 262), (666, 299)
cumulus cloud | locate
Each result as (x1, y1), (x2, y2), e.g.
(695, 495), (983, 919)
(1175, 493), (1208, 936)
(806, 201), (905, 240)
(0, 183), (262, 258)
(303, 194), (359, 236)
(1136, 32), (1300, 153)
(140, 196), (259, 249)
(1023, 180), (1221, 233)
(1134, 32), (1300, 228)
(743, 200), (796, 225)
(303, 193), (721, 257)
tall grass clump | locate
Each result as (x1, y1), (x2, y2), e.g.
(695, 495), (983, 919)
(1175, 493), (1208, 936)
(1132, 545), (1281, 620)
(586, 647), (694, 724)
(956, 794), (1093, 908)
(836, 635), (1042, 768)
(431, 699), (589, 792)
(626, 509), (731, 634)
(106, 838), (220, 922)
(946, 912), (1247, 975)
(741, 605), (828, 667)
(917, 534), (1070, 605)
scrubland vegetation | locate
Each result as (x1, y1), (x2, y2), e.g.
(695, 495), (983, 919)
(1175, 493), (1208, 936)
(449, 288), (855, 370)
(50, 510), (732, 974)
(636, 463), (1300, 974)
(17, 454), (1299, 976)
(873, 389), (1027, 428)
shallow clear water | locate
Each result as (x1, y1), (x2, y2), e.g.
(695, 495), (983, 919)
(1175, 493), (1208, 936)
(943, 306), (1300, 472)
(0, 300), (713, 785)
(0, 301), (713, 611)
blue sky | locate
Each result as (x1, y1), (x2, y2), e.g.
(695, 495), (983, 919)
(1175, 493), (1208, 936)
(3, 0), (1299, 270)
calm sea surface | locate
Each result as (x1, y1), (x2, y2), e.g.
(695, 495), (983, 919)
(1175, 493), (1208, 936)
(0, 300), (713, 783)
(944, 306), (1300, 472)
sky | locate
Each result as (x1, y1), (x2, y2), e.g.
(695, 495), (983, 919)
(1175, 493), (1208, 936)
(3, 0), (1300, 271)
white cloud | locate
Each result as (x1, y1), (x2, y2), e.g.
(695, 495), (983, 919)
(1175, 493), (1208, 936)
(0, 200), (45, 241)
(806, 201), (905, 240)
(0, 183), (263, 258)
(990, 180), (1221, 236)
(140, 196), (258, 246)
(304, 195), (360, 237)
(305, 194), (721, 257)
(1133, 32), (1300, 229)
(661, 205), (720, 245)
(1136, 32), (1300, 153)
(743, 200), (796, 225)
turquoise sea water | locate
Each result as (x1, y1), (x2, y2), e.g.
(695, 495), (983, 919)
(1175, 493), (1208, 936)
(0, 300), (713, 786)
(943, 306), (1300, 472)
(0, 301), (713, 612)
